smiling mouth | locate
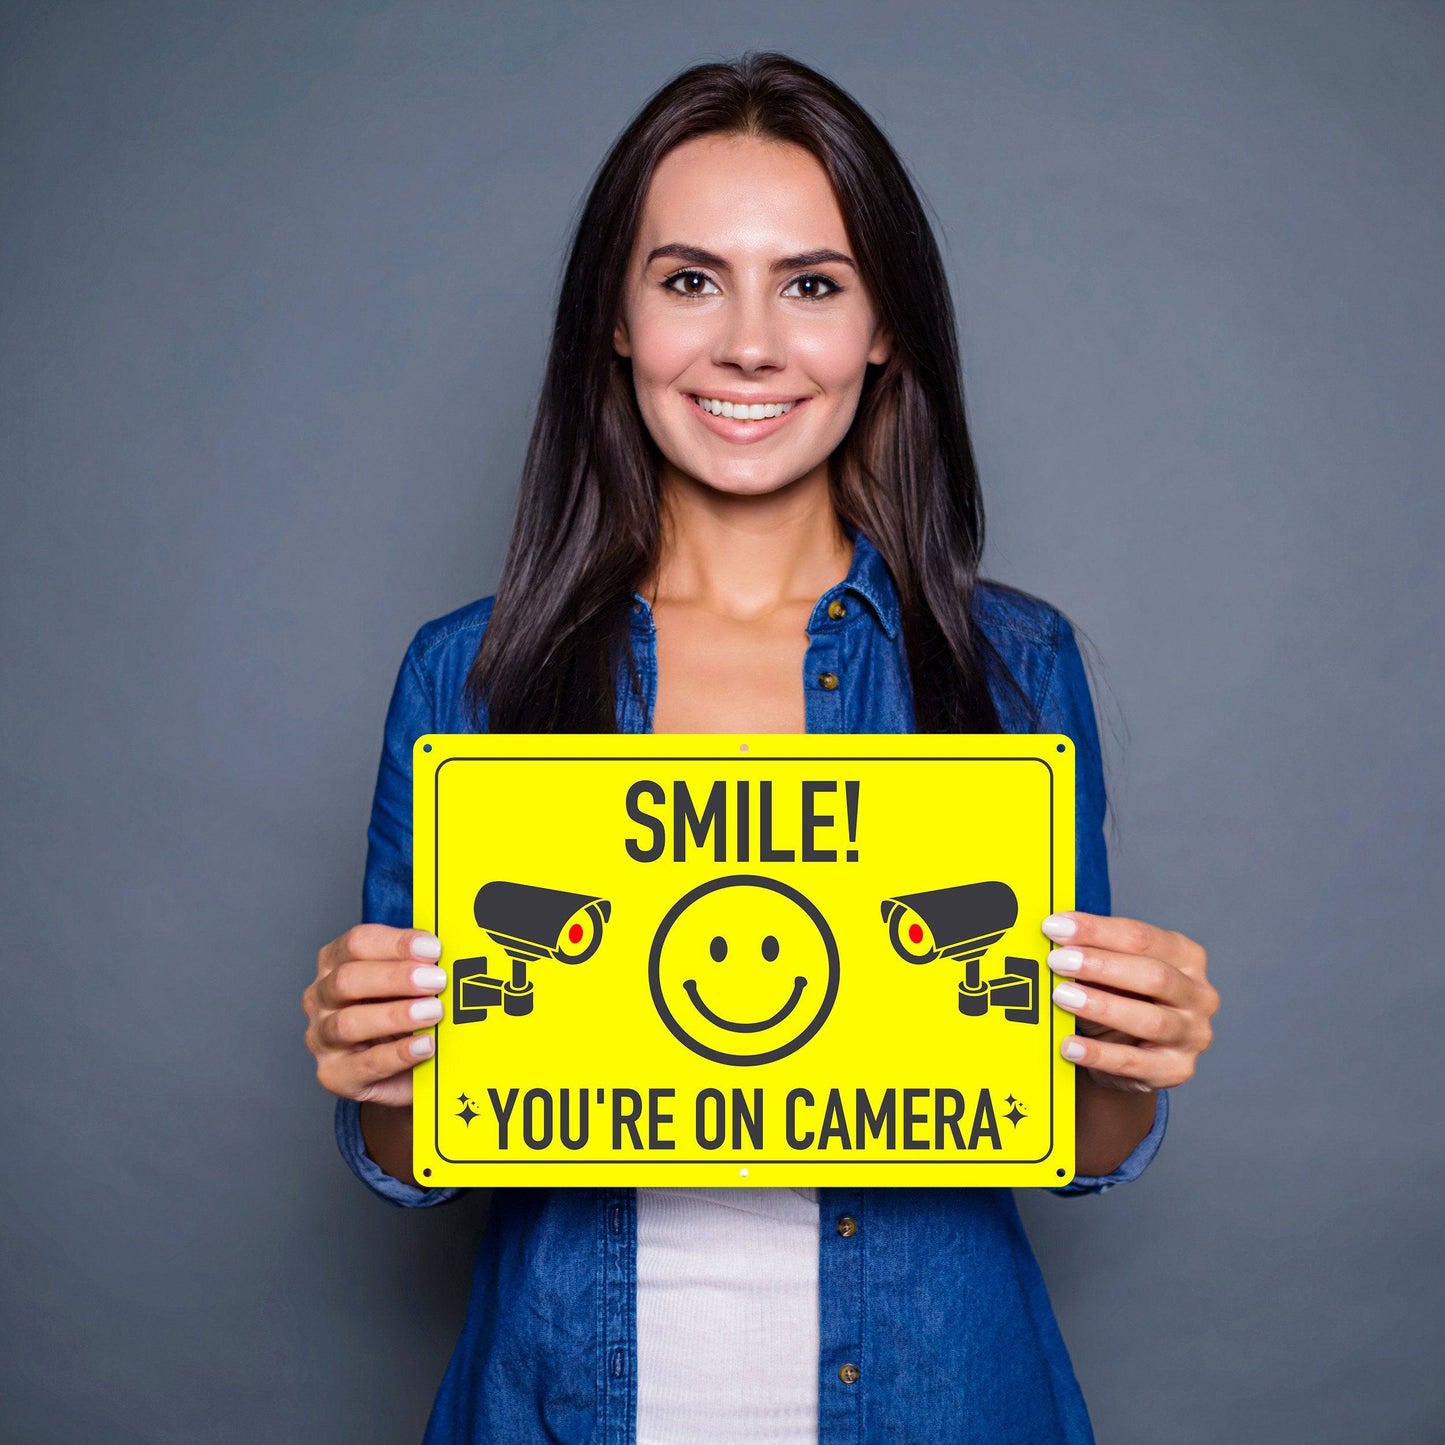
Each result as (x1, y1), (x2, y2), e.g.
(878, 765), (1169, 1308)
(683, 976), (807, 1032)
(687, 393), (809, 434)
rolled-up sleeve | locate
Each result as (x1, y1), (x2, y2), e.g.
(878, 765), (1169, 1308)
(334, 631), (462, 1209)
(1053, 1087), (1169, 1196)
(1037, 612), (1170, 1196)
(335, 1093), (461, 1208)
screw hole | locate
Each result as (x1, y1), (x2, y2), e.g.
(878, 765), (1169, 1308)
(739, 742), (749, 752)
(1056, 1168), (1066, 1177)
(423, 743), (433, 753)
(1056, 743), (1065, 753)
(423, 1167), (433, 1177)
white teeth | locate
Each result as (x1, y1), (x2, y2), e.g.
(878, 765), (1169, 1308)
(694, 396), (796, 420)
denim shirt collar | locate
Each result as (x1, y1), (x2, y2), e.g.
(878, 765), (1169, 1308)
(627, 525), (901, 641)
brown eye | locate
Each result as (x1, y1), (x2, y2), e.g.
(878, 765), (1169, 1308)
(664, 269), (719, 298)
(783, 273), (841, 300)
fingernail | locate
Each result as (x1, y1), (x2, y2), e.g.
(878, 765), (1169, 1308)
(411, 966), (446, 990)
(409, 998), (443, 1023)
(409, 1034), (435, 1057)
(410, 934), (443, 960)
(1042, 914), (1077, 940)
(1062, 1038), (1087, 1061)
(1048, 948), (1084, 974)
(1053, 982), (1088, 1010)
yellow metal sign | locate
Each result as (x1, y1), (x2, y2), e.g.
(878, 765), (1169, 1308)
(412, 734), (1076, 1187)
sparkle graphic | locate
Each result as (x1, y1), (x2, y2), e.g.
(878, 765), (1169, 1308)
(456, 1094), (478, 1126)
(1005, 1094), (1017, 1105)
(1004, 1101), (1026, 1127)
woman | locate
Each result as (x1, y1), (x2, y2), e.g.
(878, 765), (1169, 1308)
(303, 52), (1217, 1444)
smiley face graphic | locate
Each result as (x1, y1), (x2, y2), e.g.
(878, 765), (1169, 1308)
(648, 875), (840, 1065)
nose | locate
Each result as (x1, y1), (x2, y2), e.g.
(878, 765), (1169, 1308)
(712, 278), (785, 374)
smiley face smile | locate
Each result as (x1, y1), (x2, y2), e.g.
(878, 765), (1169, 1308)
(649, 874), (840, 1066)
(682, 975), (808, 1032)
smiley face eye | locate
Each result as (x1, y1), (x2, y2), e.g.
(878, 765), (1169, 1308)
(710, 935), (728, 962)
(761, 935), (780, 961)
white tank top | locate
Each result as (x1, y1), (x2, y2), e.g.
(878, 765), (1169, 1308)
(635, 1186), (820, 1444)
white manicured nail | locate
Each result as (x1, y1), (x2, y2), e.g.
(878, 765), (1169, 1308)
(1062, 1038), (1087, 1061)
(409, 998), (443, 1023)
(1048, 948), (1084, 974)
(1053, 982), (1088, 1009)
(409, 1035), (435, 1057)
(410, 934), (443, 960)
(411, 966), (446, 990)
(1042, 914), (1077, 940)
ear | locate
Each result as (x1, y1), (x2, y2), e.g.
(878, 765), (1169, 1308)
(867, 324), (892, 367)
(613, 314), (632, 359)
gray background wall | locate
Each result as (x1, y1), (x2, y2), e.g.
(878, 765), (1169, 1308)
(3, 2), (1441, 1440)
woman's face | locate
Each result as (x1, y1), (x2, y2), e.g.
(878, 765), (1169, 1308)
(614, 133), (890, 501)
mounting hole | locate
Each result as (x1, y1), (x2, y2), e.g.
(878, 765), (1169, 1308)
(423, 1167), (433, 1178)
(739, 742), (749, 752)
(423, 743), (433, 753)
(1056, 1168), (1066, 1177)
(740, 1167), (749, 1177)
(1056, 743), (1066, 753)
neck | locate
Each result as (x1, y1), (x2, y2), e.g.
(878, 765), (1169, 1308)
(645, 464), (853, 621)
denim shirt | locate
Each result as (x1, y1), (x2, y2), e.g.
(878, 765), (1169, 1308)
(335, 529), (1169, 1444)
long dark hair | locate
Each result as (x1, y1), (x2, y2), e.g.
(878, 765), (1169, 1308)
(466, 51), (1030, 733)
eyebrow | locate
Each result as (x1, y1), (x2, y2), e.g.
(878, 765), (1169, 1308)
(645, 242), (857, 272)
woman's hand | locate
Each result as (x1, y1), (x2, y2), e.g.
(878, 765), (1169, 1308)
(1042, 912), (1217, 1093)
(303, 925), (447, 1109)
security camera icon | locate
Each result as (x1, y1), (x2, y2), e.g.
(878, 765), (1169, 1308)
(452, 880), (611, 1024)
(880, 880), (1038, 1024)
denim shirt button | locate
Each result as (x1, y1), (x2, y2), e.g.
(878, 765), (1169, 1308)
(835, 1215), (858, 1237)
(838, 1363), (861, 1385)
(818, 671), (840, 690)
(827, 599), (847, 620)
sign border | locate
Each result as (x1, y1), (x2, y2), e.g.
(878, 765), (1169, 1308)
(414, 736), (1076, 1186)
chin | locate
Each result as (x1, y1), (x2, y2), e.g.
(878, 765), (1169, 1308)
(664, 445), (827, 497)
(692, 469), (818, 499)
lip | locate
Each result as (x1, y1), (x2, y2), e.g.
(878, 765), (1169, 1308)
(683, 975), (808, 1032)
(686, 392), (809, 444)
